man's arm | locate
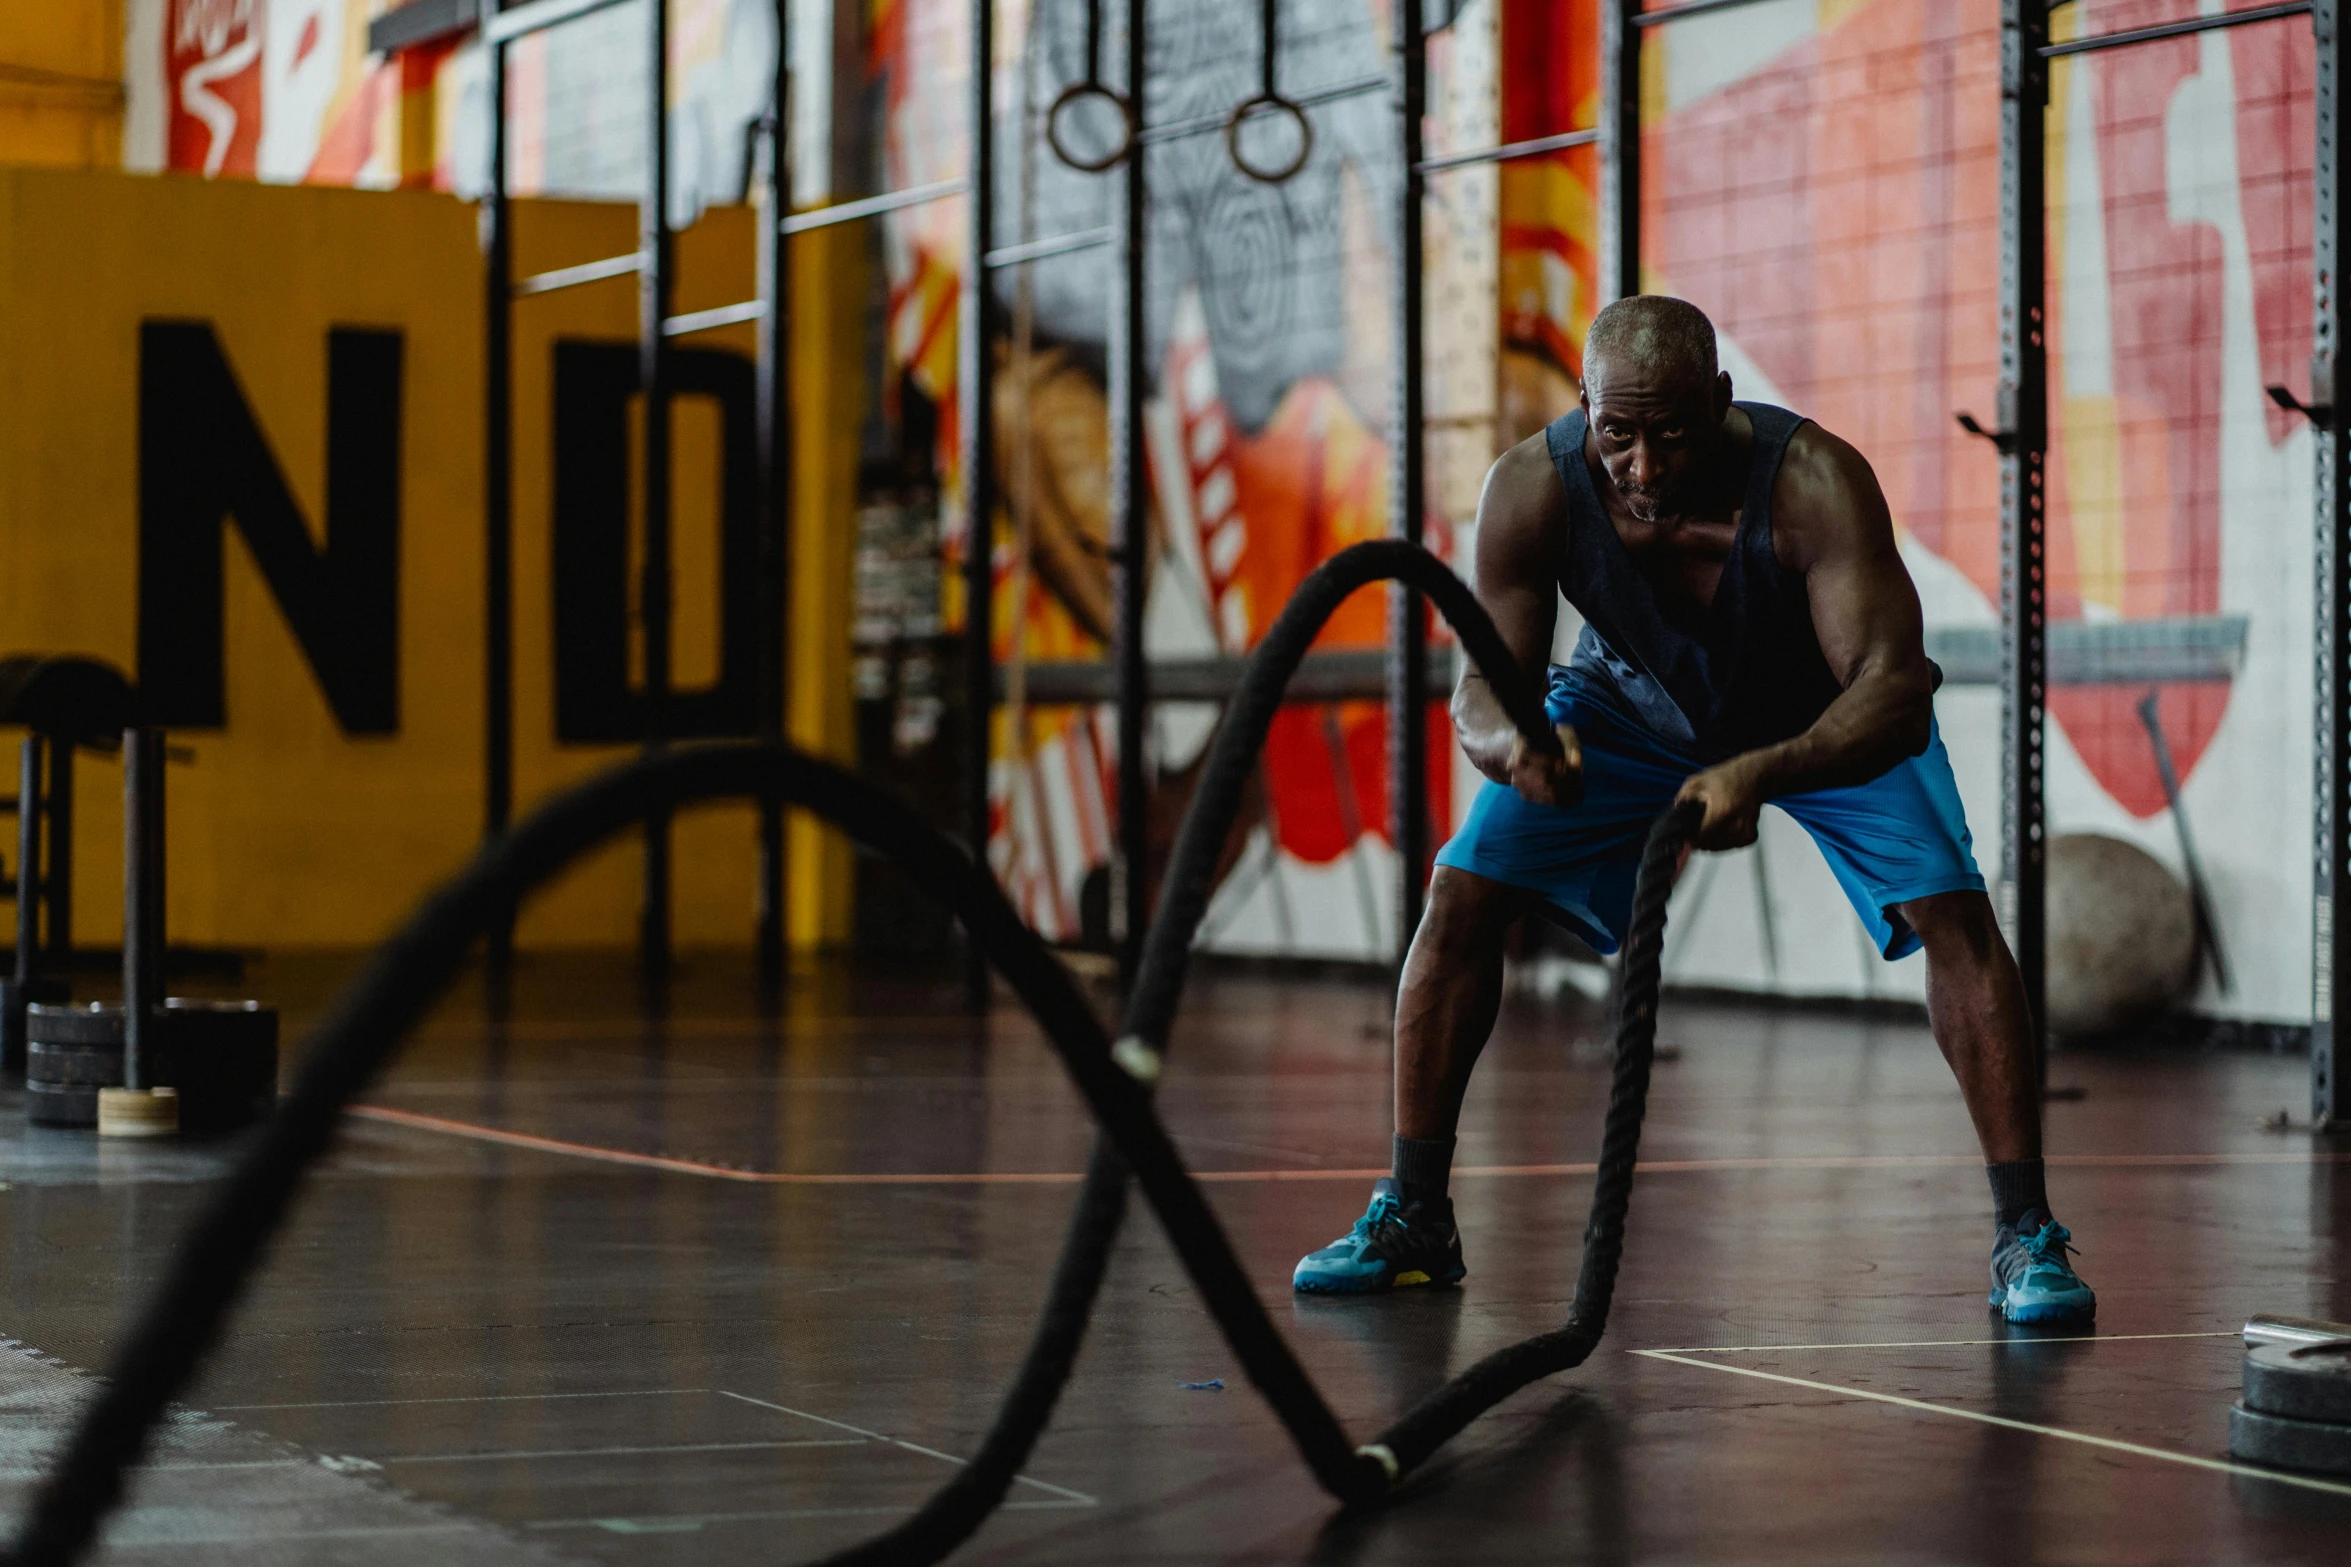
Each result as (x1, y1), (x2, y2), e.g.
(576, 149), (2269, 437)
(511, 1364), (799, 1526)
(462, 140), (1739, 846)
(1453, 437), (1583, 806)
(1678, 427), (1936, 848)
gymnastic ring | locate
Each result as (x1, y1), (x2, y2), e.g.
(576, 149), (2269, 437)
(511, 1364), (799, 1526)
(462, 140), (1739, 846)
(1045, 81), (1136, 174)
(1223, 92), (1313, 184)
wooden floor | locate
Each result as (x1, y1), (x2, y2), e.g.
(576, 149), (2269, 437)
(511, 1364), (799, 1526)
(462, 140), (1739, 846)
(0, 952), (2345, 1564)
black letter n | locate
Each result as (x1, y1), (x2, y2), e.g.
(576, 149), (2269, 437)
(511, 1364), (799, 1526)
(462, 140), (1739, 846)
(138, 322), (401, 733)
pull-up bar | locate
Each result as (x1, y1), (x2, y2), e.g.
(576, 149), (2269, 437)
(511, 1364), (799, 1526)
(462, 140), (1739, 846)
(2043, 1), (2311, 58)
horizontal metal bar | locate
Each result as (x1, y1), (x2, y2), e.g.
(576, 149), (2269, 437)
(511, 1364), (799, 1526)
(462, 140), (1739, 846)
(2041, 1), (2311, 58)
(984, 227), (1114, 269)
(997, 649), (1450, 706)
(1000, 619), (2252, 705)
(1419, 127), (1597, 174)
(2245, 1314), (2351, 1348)
(486, 0), (638, 47)
(1136, 73), (1391, 145)
(662, 300), (766, 337)
(513, 252), (644, 296)
(366, 0), (476, 54)
(1928, 615), (2249, 686)
(779, 179), (968, 236)
(1633, 0), (1786, 28)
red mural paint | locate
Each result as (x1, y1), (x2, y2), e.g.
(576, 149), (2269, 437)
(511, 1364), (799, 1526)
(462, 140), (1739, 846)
(1631, 0), (2308, 818)
(166, 0), (264, 180)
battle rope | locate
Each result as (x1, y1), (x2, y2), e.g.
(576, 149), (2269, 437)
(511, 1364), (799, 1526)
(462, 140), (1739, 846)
(3, 542), (1697, 1566)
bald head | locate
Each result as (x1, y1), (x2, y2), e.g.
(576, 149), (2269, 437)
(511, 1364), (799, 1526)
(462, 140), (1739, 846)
(1577, 296), (1733, 525)
(1582, 295), (1719, 398)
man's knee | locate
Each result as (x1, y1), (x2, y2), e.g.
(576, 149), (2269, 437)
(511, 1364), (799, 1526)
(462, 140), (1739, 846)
(1418, 867), (1529, 956)
(1900, 888), (2008, 968)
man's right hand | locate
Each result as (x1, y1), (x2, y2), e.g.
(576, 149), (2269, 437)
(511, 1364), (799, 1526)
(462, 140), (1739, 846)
(1507, 723), (1583, 808)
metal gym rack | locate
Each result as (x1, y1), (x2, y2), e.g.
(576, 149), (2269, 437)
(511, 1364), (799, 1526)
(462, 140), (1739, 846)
(369, 0), (2346, 1118)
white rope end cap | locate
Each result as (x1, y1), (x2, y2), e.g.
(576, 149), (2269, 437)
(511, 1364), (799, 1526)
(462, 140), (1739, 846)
(1110, 1035), (1162, 1085)
(1355, 1442), (1399, 1487)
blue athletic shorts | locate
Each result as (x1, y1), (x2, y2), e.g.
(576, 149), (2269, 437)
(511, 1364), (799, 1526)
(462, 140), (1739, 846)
(1434, 666), (1985, 960)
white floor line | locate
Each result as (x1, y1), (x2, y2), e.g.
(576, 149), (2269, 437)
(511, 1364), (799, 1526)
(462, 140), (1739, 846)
(717, 1389), (1098, 1505)
(1643, 1330), (2243, 1354)
(382, 1437), (871, 1465)
(208, 1388), (709, 1411)
(1634, 1350), (2351, 1501)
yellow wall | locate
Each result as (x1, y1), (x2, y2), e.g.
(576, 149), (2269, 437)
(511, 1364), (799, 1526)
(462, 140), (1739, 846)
(0, 166), (859, 951)
(0, 3), (122, 171)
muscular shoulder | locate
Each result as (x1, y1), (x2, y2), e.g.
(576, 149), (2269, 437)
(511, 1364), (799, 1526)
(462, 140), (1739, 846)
(1475, 433), (1568, 568)
(1471, 433), (1568, 595)
(1768, 420), (1895, 571)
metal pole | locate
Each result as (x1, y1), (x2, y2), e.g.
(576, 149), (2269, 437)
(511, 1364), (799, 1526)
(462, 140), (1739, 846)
(122, 728), (164, 1093)
(4, 736), (39, 1071)
(754, 1), (792, 991)
(483, 10), (516, 975)
(640, 0), (675, 981)
(42, 738), (70, 966)
(961, 0), (997, 1008)
(1388, 0), (1427, 968)
(1111, 0), (1150, 987)
(2314, 0), (2350, 1123)
(1998, 0), (2050, 1077)
(15, 736), (41, 985)
(1597, 0), (1641, 303)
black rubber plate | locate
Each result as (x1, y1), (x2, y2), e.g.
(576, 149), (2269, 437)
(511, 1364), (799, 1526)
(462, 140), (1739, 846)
(25, 1081), (98, 1129)
(2243, 1343), (2351, 1425)
(2230, 1402), (2351, 1476)
(27, 1001), (277, 1050)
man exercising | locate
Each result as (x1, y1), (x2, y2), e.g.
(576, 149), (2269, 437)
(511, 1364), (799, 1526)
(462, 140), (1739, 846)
(1292, 296), (2094, 1325)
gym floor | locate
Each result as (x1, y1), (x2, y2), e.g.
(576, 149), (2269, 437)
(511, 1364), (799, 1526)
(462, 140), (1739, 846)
(0, 956), (2345, 1564)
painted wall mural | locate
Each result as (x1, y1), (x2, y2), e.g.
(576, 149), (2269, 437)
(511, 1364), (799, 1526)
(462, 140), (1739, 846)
(126, 0), (779, 205)
(1639, 0), (2311, 1019)
(864, 0), (1494, 960)
(108, 0), (2323, 1016)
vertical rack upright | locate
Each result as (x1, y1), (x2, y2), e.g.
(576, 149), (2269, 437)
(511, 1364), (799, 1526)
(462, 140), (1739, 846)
(372, 0), (796, 983)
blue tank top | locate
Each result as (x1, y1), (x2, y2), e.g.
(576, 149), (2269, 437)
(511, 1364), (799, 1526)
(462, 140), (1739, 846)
(1543, 402), (1847, 762)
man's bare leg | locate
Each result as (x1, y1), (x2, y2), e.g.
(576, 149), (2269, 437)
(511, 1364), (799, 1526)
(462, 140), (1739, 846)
(1899, 889), (2038, 1165)
(1292, 867), (1534, 1293)
(1396, 867), (1539, 1143)
(1898, 888), (2092, 1320)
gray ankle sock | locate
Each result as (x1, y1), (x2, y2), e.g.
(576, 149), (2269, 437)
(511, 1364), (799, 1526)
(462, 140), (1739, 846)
(1986, 1158), (2048, 1231)
(1392, 1135), (1456, 1207)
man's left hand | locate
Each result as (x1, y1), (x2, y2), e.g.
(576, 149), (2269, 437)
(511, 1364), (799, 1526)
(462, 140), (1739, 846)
(1676, 760), (1766, 850)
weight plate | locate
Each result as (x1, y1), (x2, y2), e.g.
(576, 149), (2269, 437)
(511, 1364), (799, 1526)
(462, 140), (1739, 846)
(2230, 1402), (2351, 1477)
(2244, 1343), (2351, 1424)
(29, 1044), (274, 1093)
(25, 1080), (97, 1129)
(24, 1076), (266, 1134)
(27, 1003), (125, 1047)
(28, 1001), (277, 1051)
(27, 1042), (125, 1087)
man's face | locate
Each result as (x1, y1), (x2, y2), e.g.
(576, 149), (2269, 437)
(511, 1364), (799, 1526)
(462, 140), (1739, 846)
(1581, 359), (1732, 525)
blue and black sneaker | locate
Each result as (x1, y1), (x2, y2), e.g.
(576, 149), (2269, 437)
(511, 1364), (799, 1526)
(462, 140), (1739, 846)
(1292, 1178), (1466, 1295)
(1988, 1211), (2096, 1325)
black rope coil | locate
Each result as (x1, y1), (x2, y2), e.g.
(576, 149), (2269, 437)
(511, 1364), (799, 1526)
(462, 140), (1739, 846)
(2, 541), (1698, 1566)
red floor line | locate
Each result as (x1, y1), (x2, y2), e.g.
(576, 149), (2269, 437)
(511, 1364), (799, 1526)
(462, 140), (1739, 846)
(347, 1105), (2351, 1186)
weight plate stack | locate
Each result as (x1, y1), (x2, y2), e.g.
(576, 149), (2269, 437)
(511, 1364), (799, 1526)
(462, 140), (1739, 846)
(0, 976), (68, 1074)
(24, 1000), (277, 1133)
(2232, 1341), (2351, 1477)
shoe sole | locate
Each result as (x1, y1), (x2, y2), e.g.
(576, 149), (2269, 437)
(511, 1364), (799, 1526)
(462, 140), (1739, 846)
(1294, 1267), (1466, 1296)
(1989, 1290), (2095, 1325)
